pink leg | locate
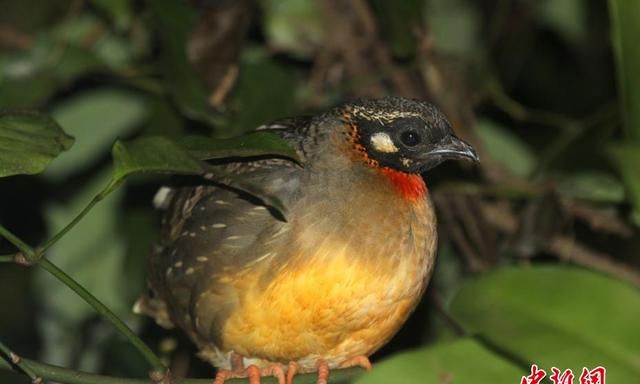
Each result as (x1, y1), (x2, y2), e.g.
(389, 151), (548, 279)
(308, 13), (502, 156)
(213, 354), (285, 384)
(316, 359), (330, 384)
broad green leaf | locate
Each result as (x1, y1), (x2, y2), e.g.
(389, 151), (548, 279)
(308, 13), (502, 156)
(108, 135), (293, 217)
(0, 112), (74, 177)
(225, 48), (295, 136)
(0, 33), (106, 108)
(423, 0), (481, 59)
(357, 339), (524, 384)
(476, 118), (537, 177)
(262, 0), (324, 59)
(181, 132), (299, 162)
(109, 136), (203, 192)
(46, 89), (148, 179)
(451, 266), (640, 383)
(556, 171), (625, 203)
(609, 0), (640, 140)
(608, 142), (640, 225)
(149, 0), (223, 127)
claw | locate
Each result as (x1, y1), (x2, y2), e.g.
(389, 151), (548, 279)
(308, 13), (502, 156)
(213, 354), (285, 384)
(286, 356), (372, 384)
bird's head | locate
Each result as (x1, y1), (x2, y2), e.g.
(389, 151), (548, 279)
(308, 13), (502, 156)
(335, 97), (478, 201)
(340, 96), (478, 174)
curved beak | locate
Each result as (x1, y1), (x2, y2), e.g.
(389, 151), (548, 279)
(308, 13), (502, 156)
(417, 134), (479, 171)
(424, 134), (479, 161)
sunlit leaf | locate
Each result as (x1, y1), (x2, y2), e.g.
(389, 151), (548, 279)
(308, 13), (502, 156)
(46, 89), (148, 179)
(0, 112), (74, 177)
(609, 0), (640, 140)
(357, 339), (524, 384)
(262, 0), (324, 59)
(476, 118), (537, 177)
(451, 266), (640, 383)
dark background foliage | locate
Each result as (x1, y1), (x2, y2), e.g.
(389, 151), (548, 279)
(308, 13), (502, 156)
(0, 0), (639, 383)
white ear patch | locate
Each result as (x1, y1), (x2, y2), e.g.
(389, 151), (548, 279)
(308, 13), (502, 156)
(370, 132), (399, 153)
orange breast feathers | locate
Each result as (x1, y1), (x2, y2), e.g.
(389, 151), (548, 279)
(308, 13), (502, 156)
(219, 245), (429, 367)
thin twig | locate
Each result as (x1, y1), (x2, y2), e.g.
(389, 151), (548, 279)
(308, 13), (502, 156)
(0, 225), (34, 258)
(0, 341), (41, 382)
(549, 236), (640, 287)
(0, 351), (365, 384)
(0, 194), (166, 372)
(0, 254), (15, 263)
(37, 258), (166, 372)
(40, 192), (106, 252)
(480, 201), (640, 287)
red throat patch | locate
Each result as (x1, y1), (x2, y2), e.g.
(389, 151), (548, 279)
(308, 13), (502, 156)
(380, 167), (427, 201)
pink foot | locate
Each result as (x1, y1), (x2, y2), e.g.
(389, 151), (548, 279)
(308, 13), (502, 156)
(213, 354), (285, 384)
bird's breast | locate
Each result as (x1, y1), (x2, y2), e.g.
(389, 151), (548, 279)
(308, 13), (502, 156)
(219, 181), (437, 367)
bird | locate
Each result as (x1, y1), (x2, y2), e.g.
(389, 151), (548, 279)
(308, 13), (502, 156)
(135, 96), (478, 384)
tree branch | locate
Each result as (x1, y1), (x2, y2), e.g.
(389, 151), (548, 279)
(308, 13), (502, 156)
(0, 225), (34, 258)
(0, 341), (41, 382)
(0, 352), (365, 384)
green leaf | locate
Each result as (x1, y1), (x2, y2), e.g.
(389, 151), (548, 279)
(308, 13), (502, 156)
(109, 136), (203, 192)
(0, 112), (74, 177)
(476, 118), (537, 177)
(181, 132), (299, 162)
(538, 0), (587, 44)
(356, 339), (524, 384)
(424, 0), (481, 59)
(90, 0), (132, 30)
(225, 48), (295, 136)
(149, 0), (223, 127)
(107, 134), (296, 218)
(262, 0), (324, 59)
(608, 142), (640, 224)
(46, 89), (148, 179)
(450, 266), (640, 383)
(609, 0), (640, 140)
(556, 171), (625, 203)
(371, 0), (423, 58)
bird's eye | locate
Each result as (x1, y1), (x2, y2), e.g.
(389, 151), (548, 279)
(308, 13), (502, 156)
(400, 130), (421, 146)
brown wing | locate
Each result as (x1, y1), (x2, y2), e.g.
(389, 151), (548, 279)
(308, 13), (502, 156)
(139, 119), (314, 347)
